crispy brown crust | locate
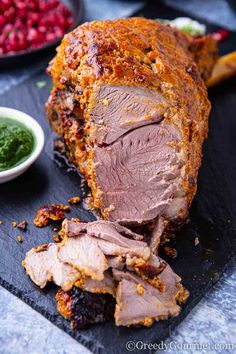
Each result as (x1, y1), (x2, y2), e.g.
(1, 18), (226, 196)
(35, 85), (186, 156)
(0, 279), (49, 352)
(68, 196), (81, 204)
(46, 18), (217, 221)
(56, 288), (72, 319)
(56, 287), (115, 328)
(34, 204), (70, 227)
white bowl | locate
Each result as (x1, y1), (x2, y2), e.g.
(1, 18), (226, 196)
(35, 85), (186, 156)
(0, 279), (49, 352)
(0, 107), (45, 184)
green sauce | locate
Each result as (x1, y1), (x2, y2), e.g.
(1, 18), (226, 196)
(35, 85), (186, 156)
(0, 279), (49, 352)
(0, 117), (34, 171)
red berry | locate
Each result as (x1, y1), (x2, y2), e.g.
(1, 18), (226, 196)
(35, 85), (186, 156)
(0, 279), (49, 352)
(27, 28), (38, 43)
(1, 0), (73, 54)
(45, 32), (56, 42)
(0, 15), (6, 28)
(15, 18), (24, 29)
(4, 7), (16, 22)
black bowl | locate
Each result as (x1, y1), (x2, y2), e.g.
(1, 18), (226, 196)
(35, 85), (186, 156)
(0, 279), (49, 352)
(0, 0), (83, 69)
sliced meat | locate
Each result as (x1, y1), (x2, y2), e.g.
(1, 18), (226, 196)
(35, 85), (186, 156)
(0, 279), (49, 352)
(63, 219), (144, 240)
(57, 234), (149, 279)
(115, 278), (168, 327)
(113, 269), (185, 327)
(62, 219), (150, 260)
(82, 271), (115, 296)
(23, 219), (188, 328)
(88, 85), (167, 145)
(24, 219), (149, 287)
(107, 256), (126, 270)
(23, 241), (115, 295)
(58, 235), (108, 281)
(94, 124), (184, 224)
(149, 216), (166, 252)
(23, 244), (80, 291)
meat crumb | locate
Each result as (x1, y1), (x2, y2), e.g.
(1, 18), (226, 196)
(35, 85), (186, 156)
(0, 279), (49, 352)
(17, 220), (28, 231)
(0, 220), (3, 225)
(53, 227), (59, 232)
(59, 204), (71, 212)
(52, 235), (61, 243)
(17, 235), (23, 243)
(12, 221), (17, 228)
(164, 246), (177, 258)
(34, 204), (71, 227)
(136, 283), (144, 296)
(68, 196), (81, 204)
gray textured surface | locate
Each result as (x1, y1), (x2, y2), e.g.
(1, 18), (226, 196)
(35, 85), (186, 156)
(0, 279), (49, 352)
(0, 0), (236, 353)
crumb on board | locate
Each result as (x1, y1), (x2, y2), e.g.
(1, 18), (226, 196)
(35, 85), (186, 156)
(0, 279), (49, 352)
(53, 227), (59, 232)
(52, 235), (61, 243)
(58, 229), (64, 237)
(164, 246), (177, 258)
(68, 196), (81, 204)
(0, 220), (3, 225)
(12, 221), (17, 228)
(34, 204), (71, 227)
(17, 220), (28, 231)
(194, 237), (199, 246)
(17, 235), (23, 243)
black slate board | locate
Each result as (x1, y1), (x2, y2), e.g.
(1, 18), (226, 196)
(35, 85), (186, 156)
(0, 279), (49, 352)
(0, 3), (236, 354)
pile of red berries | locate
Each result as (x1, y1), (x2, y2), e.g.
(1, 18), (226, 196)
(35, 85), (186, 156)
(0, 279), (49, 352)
(0, 0), (74, 55)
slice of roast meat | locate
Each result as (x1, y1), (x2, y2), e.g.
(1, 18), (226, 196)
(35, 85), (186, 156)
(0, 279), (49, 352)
(107, 256), (126, 270)
(58, 235), (108, 281)
(136, 254), (188, 303)
(94, 123), (184, 224)
(56, 287), (115, 329)
(113, 269), (186, 327)
(23, 219), (150, 287)
(57, 234), (150, 279)
(82, 271), (115, 296)
(88, 85), (168, 145)
(23, 244), (80, 291)
(150, 216), (166, 252)
(61, 219), (150, 264)
(63, 219), (143, 241)
(23, 219), (188, 327)
(23, 241), (115, 294)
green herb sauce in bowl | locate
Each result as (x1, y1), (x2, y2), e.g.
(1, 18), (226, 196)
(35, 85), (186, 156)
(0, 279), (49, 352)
(0, 118), (35, 171)
(0, 107), (44, 184)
